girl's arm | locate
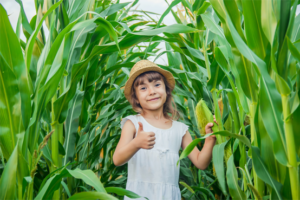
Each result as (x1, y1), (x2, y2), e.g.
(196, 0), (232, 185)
(181, 130), (216, 170)
(181, 118), (217, 170)
(113, 120), (140, 166)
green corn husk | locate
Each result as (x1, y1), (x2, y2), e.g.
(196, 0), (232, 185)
(195, 99), (219, 136)
(224, 113), (233, 132)
(244, 114), (251, 126)
(224, 141), (232, 165)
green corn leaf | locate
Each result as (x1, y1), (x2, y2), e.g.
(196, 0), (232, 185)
(98, 3), (131, 17)
(240, 0), (267, 59)
(0, 54), (23, 160)
(105, 187), (147, 199)
(226, 155), (247, 200)
(63, 90), (84, 166)
(190, 186), (216, 200)
(25, 0), (62, 71)
(157, 0), (181, 27)
(0, 142), (18, 200)
(179, 181), (195, 194)
(14, 0), (33, 35)
(0, 4), (32, 130)
(252, 146), (283, 200)
(35, 169), (70, 200)
(177, 131), (250, 166)
(287, 37), (300, 63)
(223, 0), (246, 42)
(225, 6), (289, 166)
(247, 183), (263, 200)
(201, 12), (225, 38)
(196, 2), (211, 16)
(212, 140), (228, 196)
(95, 17), (120, 51)
(261, 0), (277, 44)
(67, 168), (106, 193)
(68, 192), (119, 200)
(208, 0), (226, 23)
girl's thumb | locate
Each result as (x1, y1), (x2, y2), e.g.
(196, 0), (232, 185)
(138, 122), (143, 132)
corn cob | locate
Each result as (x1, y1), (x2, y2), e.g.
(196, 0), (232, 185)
(244, 114), (250, 126)
(224, 141), (232, 165)
(195, 99), (219, 136)
(218, 97), (224, 117)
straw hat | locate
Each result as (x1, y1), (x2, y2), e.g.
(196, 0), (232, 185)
(124, 60), (175, 101)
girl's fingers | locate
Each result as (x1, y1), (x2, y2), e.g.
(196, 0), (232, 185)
(210, 135), (216, 139)
(213, 119), (218, 125)
(205, 123), (214, 133)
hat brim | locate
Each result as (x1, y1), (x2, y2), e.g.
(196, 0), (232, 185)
(124, 66), (175, 102)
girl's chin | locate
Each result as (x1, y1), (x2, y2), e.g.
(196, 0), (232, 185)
(143, 104), (163, 110)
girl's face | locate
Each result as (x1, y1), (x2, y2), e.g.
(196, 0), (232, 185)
(135, 78), (167, 112)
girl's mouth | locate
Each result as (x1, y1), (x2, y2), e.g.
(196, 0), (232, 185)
(149, 97), (159, 101)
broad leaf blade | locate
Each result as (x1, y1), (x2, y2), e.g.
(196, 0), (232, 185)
(252, 146), (283, 200)
(67, 168), (106, 193)
(0, 143), (18, 200)
(68, 192), (118, 200)
(0, 54), (23, 159)
(0, 4), (32, 130)
(226, 155), (247, 200)
(212, 140), (228, 195)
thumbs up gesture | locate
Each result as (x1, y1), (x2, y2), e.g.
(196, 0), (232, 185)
(134, 122), (156, 149)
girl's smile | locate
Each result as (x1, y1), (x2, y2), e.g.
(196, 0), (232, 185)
(148, 97), (160, 101)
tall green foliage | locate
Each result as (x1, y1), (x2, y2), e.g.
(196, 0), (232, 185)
(168, 0), (300, 199)
(1, 0), (300, 199)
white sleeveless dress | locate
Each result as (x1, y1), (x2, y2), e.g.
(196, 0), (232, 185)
(120, 114), (189, 200)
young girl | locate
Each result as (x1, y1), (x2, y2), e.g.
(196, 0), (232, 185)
(113, 60), (217, 200)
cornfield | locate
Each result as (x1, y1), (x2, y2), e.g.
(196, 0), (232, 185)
(0, 0), (299, 199)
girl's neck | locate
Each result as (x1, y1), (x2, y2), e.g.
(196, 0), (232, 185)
(140, 112), (165, 120)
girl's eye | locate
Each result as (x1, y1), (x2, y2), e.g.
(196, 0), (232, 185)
(140, 84), (160, 90)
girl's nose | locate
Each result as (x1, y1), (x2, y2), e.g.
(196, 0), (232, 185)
(148, 86), (155, 94)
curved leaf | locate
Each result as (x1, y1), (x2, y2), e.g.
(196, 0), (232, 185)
(25, 0), (62, 71)
(261, 0), (277, 44)
(212, 140), (228, 195)
(63, 90), (84, 166)
(226, 155), (246, 200)
(0, 54), (23, 159)
(240, 0), (267, 59)
(0, 142), (18, 200)
(67, 168), (106, 193)
(68, 192), (118, 200)
(201, 12), (225, 38)
(252, 146), (283, 200)
(225, 8), (289, 166)
(177, 131), (250, 166)
(105, 187), (147, 199)
(0, 4), (32, 130)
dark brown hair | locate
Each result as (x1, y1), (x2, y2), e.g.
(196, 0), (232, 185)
(129, 71), (179, 121)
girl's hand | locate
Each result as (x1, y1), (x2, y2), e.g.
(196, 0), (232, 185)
(133, 122), (156, 149)
(204, 115), (217, 140)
